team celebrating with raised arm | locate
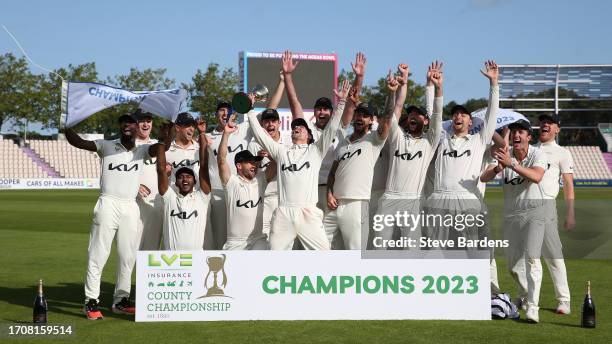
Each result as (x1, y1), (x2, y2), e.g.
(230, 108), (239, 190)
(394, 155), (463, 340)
(64, 52), (574, 324)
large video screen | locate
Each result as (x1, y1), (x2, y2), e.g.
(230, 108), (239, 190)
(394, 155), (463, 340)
(240, 52), (337, 110)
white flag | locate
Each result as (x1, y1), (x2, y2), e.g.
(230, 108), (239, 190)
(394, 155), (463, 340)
(442, 108), (529, 135)
(60, 81), (187, 128)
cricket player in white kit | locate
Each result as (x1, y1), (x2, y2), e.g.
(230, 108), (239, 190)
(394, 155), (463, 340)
(247, 108), (292, 236)
(219, 119), (277, 249)
(425, 60), (499, 248)
(512, 114), (574, 314)
(157, 120), (211, 250)
(64, 113), (169, 320)
(206, 101), (254, 249)
(373, 62), (444, 249)
(481, 119), (548, 323)
(134, 110), (163, 250)
(248, 80), (351, 250)
(325, 70), (399, 249)
(282, 51), (365, 212)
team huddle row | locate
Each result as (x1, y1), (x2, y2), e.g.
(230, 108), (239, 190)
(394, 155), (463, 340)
(65, 52), (575, 322)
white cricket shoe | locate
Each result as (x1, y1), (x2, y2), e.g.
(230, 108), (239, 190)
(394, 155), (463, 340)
(526, 306), (539, 324)
(555, 301), (571, 315)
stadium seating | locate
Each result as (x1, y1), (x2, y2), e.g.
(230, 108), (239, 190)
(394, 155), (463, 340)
(0, 139), (49, 178)
(566, 146), (612, 180)
(28, 140), (101, 178)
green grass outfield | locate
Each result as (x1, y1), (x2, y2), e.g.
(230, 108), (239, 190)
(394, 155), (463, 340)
(0, 188), (610, 343)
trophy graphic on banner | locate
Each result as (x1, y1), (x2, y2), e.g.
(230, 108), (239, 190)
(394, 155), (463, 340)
(231, 84), (269, 114)
(201, 254), (228, 297)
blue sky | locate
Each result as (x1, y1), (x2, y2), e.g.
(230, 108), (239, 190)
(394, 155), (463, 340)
(2, 0), (611, 132)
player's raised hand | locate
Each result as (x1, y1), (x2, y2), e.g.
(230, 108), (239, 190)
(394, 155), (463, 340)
(396, 63), (409, 85)
(480, 60), (499, 84)
(348, 87), (360, 105)
(429, 61), (443, 88)
(386, 70), (399, 93)
(224, 116), (237, 134)
(281, 50), (299, 75)
(351, 52), (367, 77)
(333, 79), (351, 101)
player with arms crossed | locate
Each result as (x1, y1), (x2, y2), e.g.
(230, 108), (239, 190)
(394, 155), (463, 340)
(63, 112), (169, 320)
(248, 80), (351, 250)
(157, 120), (211, 250)
(481, 119), (547, 323)
(219, 117), (277, 249)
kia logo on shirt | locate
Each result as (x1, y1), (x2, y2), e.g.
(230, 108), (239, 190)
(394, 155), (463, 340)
(442, 149), (471, 158)
(171, 159), (199, 168)
(236, 197), (263, 208)
(144, 157), (157, 165)
(108, 163), (139, 172)
(213, 144), (245, 156)
(281, 161), (311, 172)
(170, 209), (198, 219)
(504, 177), (526, 185)
(394, 150), (423, 161)
(339, 149), (362, 161)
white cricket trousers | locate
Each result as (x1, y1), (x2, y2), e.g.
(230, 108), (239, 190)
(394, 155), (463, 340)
(373, 195), (422, 250)
(324, 199), (368, 249)
(503, 207), (547, 311)
(223, 235), (270, 250)
(262, 193), (278, 236)
(136, 195), (163, 250)
(209, 189), (227, 250)
(85, 195), (139, 304)
(512, 203), (570, 302)
(269, 206), (330, 250)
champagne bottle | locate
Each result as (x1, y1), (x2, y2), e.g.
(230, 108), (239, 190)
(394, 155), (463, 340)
(32, 279), (48, 323)
(581, 281), (596, 328)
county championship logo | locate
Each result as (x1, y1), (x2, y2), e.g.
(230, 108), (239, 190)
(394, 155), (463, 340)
(200, 254), (231, 298)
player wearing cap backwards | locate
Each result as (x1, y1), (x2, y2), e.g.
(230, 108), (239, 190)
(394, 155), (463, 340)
(133, 110), (164, 250)
(372, 62), (444, 249)
(62, 112), (170, 320)
(324, 73), (397, 249)
(481, 119), (548, 323)
(219, 118), (277, 249)
(247, 80), (351, 250)
(425, 60), (499, 249)
(206, 101), (256, 249)
(508, 114), (574, 314)
(157, 119), (211, 250)
(282, 51), (365, 212)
